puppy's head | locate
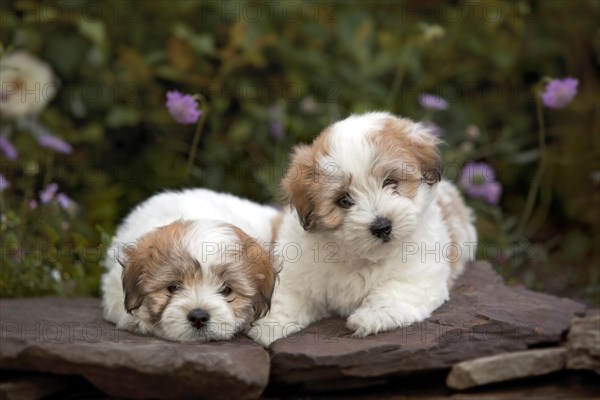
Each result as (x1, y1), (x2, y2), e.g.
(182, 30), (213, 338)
(282, 112), (441, 261)
(121, 219), (275, 342)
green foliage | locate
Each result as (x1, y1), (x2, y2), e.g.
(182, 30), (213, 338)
(0, 0), (598, 304)
(1, 196), (103, 297)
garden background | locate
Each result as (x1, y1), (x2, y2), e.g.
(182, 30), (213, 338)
(0, 0), (598, 306)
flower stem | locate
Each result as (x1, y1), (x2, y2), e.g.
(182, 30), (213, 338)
(185, 103), (207, 178)
(536, 88), (546, 155)
(516, 88), (547, 237)
(385, 46), (410, 109)
(528, 165), (553, 233)
(17, 175), (34, 248)
(43, 152), (55, 187)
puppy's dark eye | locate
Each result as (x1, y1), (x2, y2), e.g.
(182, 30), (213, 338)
(219, 285), (232, 296)
(383, 178), (398, 188)
(167, 284), (181, 294)
(336, 194), (354, 209)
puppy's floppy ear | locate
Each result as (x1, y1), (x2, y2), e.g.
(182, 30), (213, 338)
(413, 126), (442, 185)
(281, 144), (317, 230)
(120, 221), (190, 314)
(234, 228), (277, 319)
(250, 252), (277, 320)
(121, 245), (145, 314)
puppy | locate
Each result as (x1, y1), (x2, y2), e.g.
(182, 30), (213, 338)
(101, 189), (280, 342)
(249, 112), (477, 346)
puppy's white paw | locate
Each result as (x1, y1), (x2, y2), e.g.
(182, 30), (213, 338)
(246, 318), (304, 347)
(246, 323), (276, 347)
(346, 305), (429, 338)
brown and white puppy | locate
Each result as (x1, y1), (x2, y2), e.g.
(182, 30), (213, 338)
(102, 189), (279, 342)
(249, 112), (477, 346)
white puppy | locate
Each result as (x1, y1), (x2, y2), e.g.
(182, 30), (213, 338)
(249, 112), (477, 346)
(101, 189), (280, 342)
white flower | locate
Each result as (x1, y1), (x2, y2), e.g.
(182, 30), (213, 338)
(51, 269), (62, 282)
(422, 24), (445, 43)
(0, 51), (57, 119)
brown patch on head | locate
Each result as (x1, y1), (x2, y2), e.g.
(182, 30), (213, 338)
(372, 116), (442, 198)
(122, 220), (197, 319)
(230, 226), (276, 320)
(309, 170), (351, 230)
(281, 127), (347, 231)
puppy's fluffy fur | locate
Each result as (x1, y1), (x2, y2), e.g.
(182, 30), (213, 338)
(102, 189), (280, 342)
(249, 112), (477, 346)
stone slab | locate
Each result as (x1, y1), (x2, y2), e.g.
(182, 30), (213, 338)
(268, 261), (586, 391)
(566, 310), (600, 374)
(0, 297), (270, 400)
(446, 347), (567, 390)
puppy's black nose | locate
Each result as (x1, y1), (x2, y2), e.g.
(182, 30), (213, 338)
(370, 217), (392, 239)
(187, 309), (210, 329)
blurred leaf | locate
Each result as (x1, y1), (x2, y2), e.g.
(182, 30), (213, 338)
(42, 224), (60, 243)
(510, 149), (541, 164)
(173, 23), (215, 56)
(228, 119), (253, 143)
(190, 34), (216, 56)
(44, 35), (88, 77)
(77, 18), (106, 48)
(105, 107), (141, 128)
(168, 37), (194, 71)
(77, 122), (104, 142)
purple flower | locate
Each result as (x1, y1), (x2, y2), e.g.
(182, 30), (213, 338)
(541, 78), (578, 109)
(166, 91), (201, 125)
(38, 133), (73, 154)
(40, 182), (59, 204)
(0, 174), (9, 192)
(269, 121), (284, 141)
(17, 119), (72, 154)
(0, 135), (18, 160)
(29, 199), (38, 210)
(56, 193), (73, 210)
(421, 121), (444, 136)
(419, 93), (448, 111)
(459, 162), (502, 205)
(268, 105), (284, 141)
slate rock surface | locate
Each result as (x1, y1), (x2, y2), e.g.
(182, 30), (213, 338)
(446, 347), (567, 390)
(566, 310), (600, 374)
(0, 262), (587, 397)
(268, 261), (586, 391)
(0, 297), (270, 400)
